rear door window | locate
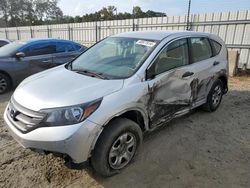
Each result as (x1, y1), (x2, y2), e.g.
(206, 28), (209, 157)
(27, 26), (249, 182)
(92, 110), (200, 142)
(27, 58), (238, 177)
(56, 42), (75, 53)
(23, 42), (56, 56)
(190, 38), (212, 63)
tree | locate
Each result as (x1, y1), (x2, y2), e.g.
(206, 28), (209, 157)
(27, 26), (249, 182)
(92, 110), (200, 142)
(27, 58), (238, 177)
(0, 3), (166, 27)
(24, 0), (37, 25)
(35, 0), (63, 22)
(61, 15), (74, 23)
(145, 10), (166, 17)
(74, 16), (82, 23)
(99, 7), (109, 20)
(0, 0), (9, 26)
(0, 0), (30, 27)
(99, 6), (117, 20)
(133, 6), (144, 18)
(107, 6), (117, 17)
(0, 0), (64, 27)
(80, 6), (165, 22)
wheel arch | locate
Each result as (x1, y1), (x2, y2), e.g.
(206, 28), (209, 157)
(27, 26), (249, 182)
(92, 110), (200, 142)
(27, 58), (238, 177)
(89, 108), (148, 156)
(0, 70), (13, 87)
(103, 108), (149, 132)
(217, 74), (228, 94)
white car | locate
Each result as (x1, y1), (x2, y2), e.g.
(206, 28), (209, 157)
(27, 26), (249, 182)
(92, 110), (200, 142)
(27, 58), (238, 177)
(4, 31), (228, 176)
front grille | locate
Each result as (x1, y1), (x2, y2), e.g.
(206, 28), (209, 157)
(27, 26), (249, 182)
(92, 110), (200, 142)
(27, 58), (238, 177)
(7, 98), (46, 133)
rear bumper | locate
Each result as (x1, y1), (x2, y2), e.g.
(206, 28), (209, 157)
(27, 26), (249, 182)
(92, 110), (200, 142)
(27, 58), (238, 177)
(4, 107), (102, 163)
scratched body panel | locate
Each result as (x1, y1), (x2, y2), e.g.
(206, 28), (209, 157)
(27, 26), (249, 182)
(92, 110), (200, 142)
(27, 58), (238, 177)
(91, 32), (228, 131)
(147, 67), (192, 127)
(144, 35), (227, 128)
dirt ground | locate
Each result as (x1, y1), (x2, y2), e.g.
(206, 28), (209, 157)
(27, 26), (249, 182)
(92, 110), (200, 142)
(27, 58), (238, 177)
(0, 77), (250, 188)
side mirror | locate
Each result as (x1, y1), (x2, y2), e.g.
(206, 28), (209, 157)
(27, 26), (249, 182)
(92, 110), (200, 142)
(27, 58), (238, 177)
(15, 52), (25, 59)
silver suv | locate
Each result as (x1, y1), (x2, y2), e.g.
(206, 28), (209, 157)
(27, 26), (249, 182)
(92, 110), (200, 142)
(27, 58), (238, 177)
(4, 31), (228, 176)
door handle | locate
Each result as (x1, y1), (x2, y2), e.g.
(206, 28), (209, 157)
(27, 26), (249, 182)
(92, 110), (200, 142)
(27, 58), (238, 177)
(213, 61), (220, 66)
(42, 60), (51, 63)
(182, 71), (194, 78)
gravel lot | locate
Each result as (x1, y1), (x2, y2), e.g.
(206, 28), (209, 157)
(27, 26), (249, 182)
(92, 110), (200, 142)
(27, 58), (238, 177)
(0, 77), (250, 188)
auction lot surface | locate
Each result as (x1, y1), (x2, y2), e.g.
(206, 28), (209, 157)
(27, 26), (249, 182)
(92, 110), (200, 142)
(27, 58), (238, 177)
(0, 77), (250, 188)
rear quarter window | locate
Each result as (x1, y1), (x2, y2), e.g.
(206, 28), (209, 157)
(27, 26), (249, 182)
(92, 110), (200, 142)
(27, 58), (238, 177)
(210, 39), (222, 56)
(74, 44), (82, 51)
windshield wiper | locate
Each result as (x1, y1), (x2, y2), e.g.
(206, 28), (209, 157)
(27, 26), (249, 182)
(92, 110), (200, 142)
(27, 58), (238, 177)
(73, 69), (108, 80)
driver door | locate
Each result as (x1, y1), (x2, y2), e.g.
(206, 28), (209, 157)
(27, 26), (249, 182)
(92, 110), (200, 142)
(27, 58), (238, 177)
(146, 38), (197, 128)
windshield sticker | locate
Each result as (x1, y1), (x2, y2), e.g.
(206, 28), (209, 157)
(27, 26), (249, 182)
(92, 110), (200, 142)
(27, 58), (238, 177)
(136, 40), (156, 47)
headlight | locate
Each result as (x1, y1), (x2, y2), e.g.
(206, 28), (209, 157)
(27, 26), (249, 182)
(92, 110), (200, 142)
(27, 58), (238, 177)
(41, 98), (102, 126)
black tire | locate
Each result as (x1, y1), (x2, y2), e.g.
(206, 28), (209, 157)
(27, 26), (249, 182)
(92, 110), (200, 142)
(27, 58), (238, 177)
(202, 79), (223, 112)
(91, 118), (143, 177)
(0, 73), (11, 94)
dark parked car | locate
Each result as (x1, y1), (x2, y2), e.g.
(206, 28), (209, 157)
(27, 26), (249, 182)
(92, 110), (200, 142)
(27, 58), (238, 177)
(0, 39), (11, 48)
(0, 38), (86, 94)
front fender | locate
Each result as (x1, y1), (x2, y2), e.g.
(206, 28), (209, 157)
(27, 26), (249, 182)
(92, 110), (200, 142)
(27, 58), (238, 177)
(87, 82), (150, 130)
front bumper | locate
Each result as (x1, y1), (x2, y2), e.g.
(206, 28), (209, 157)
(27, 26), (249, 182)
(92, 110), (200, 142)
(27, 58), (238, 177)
(4, 107), (102, 163)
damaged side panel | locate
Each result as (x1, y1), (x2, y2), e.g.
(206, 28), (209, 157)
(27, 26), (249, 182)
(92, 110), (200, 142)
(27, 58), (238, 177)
(145, 65), (226, 129)
(147, 68), (194, 128)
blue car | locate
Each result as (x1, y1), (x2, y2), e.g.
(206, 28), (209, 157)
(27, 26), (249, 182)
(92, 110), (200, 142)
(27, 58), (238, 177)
(0, 38), (87, 94)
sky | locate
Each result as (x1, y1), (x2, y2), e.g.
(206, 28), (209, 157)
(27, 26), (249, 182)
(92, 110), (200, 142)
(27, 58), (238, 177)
(58, 0), (250, 17)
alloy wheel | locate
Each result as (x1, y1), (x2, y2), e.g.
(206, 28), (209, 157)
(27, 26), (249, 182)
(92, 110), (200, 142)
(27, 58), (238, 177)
(108, 132), (137, 170)
(0, 77), (7, 93)
(212, 85), (222, 108)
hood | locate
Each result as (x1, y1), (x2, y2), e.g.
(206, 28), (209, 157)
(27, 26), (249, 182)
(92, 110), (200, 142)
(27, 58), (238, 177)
(13, 66), (124, 111)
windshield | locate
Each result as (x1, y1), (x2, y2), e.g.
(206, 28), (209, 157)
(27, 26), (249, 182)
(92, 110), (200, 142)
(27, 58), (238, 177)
(70, 37), (158, 79)
(0, 41), (26, 57)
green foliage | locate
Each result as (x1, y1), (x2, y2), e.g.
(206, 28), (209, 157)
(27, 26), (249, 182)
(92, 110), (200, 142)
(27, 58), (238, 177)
(0, 0), (64, 27)
(79, 6), (166, 22)
(0, 2), (166, 27)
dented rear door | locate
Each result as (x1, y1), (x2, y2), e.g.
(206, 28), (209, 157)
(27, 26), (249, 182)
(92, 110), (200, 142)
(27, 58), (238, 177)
(188, 37), (217, 105)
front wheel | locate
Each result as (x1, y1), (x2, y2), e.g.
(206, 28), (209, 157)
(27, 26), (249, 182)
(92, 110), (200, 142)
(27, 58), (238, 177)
(202, 79), (224, 112)
(91, 118), (142, 177)
(0, 73), (11, 94)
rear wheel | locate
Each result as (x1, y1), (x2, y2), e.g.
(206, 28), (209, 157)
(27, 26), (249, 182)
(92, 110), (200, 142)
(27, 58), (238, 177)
(0, 73), (11, 94)
(202, 79), (223, 112)
(91, 118), (142, 177)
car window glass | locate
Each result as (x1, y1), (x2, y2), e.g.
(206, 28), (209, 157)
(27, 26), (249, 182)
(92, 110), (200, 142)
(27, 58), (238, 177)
(154, 38), (189, 75)
(0, 41), (8, 47)
(96, 42), (122, 59)
(191, 38), (212, 62)
(72, 37), (158, 79)
(211, 39), (222, 55)
(74, 44), (82, 51)
(56, 42), (75, 53)
(23, 42), (56, 56)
